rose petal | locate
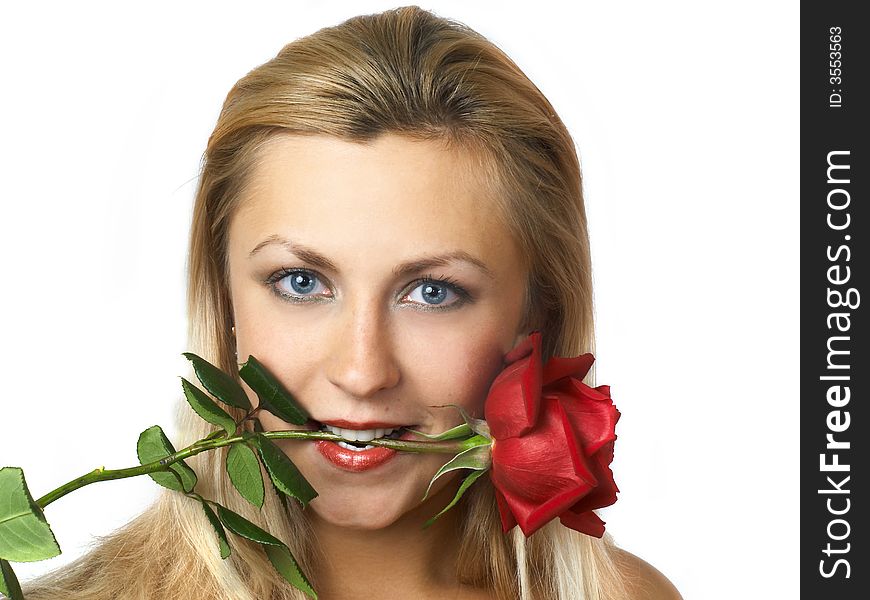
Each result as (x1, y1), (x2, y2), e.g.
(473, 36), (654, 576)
(567, 441), (619, 513)
(503, 330), (541, 364)
(493, 485), (518, 533)
(591, 384), (610, 399)
(485, 332), (543, 440)
(559, 508), (606, 538)
(542, 354), (595, 385)
(490, 398), (599, 536)
(554, 382), (620, 455)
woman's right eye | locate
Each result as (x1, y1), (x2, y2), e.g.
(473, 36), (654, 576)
(268, 269), (332, 302)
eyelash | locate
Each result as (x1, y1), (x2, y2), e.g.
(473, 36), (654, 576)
(263, 267), (472, 311)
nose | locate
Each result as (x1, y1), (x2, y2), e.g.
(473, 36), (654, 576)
(325, 300), (401, 399)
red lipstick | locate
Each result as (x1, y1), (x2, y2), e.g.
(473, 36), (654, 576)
(314, 429), (418, 473)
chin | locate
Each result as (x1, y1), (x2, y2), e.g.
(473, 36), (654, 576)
(306, 468), (464, 531)
(308, 488), (414, 530)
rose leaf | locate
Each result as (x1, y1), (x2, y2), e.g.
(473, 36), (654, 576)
(182, 352), (251, 411)
(423, 469), (487, 529)
(254, 435), (317, 507)
(136, 425), (197, 493)
(226, 443), (265, 509)
(239, 356), (309, 425)
(1, 558), (24, 599)
(264, 543), (317, 599)
(0, 467), (61, 563)
(407, 422), (473, 441)
(215, 504), (283, 546)
(422, 445), (491, 501)
(198, 499), (231, 559)
(181, 377), (238, 435)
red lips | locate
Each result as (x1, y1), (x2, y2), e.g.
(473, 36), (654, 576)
(314, 428), (419, 472)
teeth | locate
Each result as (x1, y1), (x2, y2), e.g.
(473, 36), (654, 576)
(337, 440), (375, 451)
(323, 424), (399, 441)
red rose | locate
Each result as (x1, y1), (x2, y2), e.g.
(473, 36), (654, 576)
(485, 331), (620, 538)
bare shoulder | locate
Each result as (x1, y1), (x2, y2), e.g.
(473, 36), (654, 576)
(612, 548), (683, 600)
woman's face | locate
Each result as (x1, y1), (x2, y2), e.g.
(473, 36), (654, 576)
(226, 133), (528, 530)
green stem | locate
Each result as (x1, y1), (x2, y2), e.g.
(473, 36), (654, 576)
(263, 430), (468, 454)
(35, 429), (480, 510)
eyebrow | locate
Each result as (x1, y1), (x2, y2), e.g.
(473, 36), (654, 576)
(248, 234), (495, 279)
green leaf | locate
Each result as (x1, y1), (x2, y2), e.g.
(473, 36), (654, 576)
(199, 500), (231, 560)
(239, 356), (309, 425)
(264, 544), (317, 599)
(422, 445), (491, 501)
(263, 461), (291, 515)
(423, 469), (486, 529)
(215, 504), (283, 546)
(255, 435), (317, 506)
(136, 425), (198, 493)
(459, 433), (494, 452)
(181, 377), (238, 435)
(1, 558), (24, 599)
(226, 443), (265, 509)
(0, 467), (61, 563)
(445, 403), (491, 439)
(407, 422), (473, 441)
(183, 352), (251, 411)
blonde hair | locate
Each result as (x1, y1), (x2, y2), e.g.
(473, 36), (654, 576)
(22, 6), (626, 599)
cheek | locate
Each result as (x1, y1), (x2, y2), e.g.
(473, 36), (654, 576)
(231, 270), (335, 354)
(230, 288), (327, 412)
(401, 326), (508, 415)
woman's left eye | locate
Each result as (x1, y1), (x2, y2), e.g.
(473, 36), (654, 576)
(402, 277), (469, 310)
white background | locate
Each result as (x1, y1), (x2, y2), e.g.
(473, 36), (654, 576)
(0, 1), (799, 597)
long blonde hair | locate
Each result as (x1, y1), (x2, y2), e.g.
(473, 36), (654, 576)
(22, 6), (625, 599)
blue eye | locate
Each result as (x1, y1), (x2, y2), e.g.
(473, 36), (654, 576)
(270, 269), (331, 301)
(406, 281), (455, 305)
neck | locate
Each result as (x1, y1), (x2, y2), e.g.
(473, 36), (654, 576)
(307, 479), (465, 598)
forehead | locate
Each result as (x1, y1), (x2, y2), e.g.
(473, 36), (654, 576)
(229, 133), (522, 270)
